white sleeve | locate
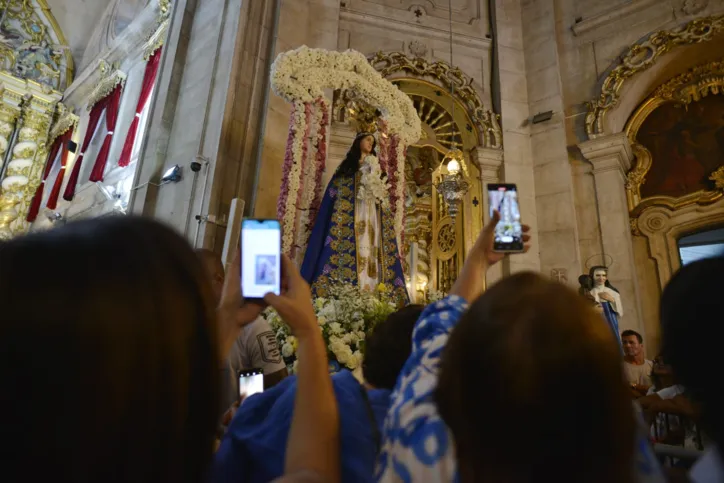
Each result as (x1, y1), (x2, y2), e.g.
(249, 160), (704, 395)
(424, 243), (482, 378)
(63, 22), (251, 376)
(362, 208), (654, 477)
(244, 319), (286, 374)
(610, 289), (624, 317)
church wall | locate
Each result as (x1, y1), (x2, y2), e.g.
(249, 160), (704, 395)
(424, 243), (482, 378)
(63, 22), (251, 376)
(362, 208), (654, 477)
(518, 0), (581, 284)
(129, 0), (247, 249)
(212, 0), (278, 252)
(493, 0), (541, 275)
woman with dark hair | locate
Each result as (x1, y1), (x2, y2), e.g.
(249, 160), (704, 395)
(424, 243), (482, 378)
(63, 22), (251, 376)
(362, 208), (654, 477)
(0, 217), (339, 483)
(376, 212), (654, 483)
(301, 132), (408, 306)
(589, 265), (623, 349)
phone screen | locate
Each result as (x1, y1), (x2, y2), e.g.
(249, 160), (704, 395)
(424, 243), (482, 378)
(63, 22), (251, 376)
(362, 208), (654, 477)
(238, 369), (264, 398)
(241, 219), (281, 299)
(487, 184), (524, 252)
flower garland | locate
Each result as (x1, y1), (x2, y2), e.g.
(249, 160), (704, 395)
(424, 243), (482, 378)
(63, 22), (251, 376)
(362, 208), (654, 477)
(308, 98), (328, 229)
(270, 46), (421, 145)
(278, 100), (308, 254)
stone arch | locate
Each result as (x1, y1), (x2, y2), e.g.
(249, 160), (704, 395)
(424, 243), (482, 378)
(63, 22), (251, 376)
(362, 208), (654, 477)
(585, 14), (724, 140)
(368, 51), (502, 149)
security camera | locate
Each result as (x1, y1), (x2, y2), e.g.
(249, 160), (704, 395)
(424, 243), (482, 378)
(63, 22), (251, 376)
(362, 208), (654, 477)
(190, 161), (202, 172)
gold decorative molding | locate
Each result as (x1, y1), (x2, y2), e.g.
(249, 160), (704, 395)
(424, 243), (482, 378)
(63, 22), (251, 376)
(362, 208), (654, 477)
(48, 103), (78, 143)
(143, 17), (169, 60)
(585, 14), (724, 138)
(623, 59), (724, 220)
(87, 60), (126, 110)
(368, 51), (502, 149)
(710, 166), (724, 190)
(0, 0), (73, 90)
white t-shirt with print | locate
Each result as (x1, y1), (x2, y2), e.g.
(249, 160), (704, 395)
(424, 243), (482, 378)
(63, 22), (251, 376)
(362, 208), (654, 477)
(220, 317), (286, 408)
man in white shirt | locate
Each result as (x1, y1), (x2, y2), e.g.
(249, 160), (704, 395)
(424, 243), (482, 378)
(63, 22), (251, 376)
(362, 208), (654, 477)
(622, 329), (653, 397)
(197, 250), (288, 410)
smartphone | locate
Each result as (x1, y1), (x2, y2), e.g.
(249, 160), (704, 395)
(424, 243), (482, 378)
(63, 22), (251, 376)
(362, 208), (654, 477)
(241, 219), (281, 301)
(487, 183), (524, 252)
(238, 368), (264, 398)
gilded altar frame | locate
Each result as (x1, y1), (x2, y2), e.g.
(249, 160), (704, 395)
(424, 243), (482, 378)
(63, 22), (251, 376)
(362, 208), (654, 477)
(624, 59), (724, 224)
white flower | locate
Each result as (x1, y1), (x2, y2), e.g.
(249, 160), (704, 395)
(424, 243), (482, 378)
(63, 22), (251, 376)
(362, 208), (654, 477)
(356, 331), (366, 341)
(317, 316), (327, 326)
(329, 322), (343, 334)
(282, 342), (295, 358)
(353, 350), (364, 368)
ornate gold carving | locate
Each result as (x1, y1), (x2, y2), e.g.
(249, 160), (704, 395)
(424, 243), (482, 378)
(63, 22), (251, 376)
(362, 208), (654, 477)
(585, 14), (724, 138)
(0, 95), (56, 238)
(0, 0), (73, 90)
(49, 103), (78, 143)
(368, 51), (502, 149)
(710, 166), (724, 190)
(623, 59), (724, 220)
(87, 60), (126, 110)
(159, 0), (172, 17)
(630, 218), (642, 236)
(143, 17), (169, 60)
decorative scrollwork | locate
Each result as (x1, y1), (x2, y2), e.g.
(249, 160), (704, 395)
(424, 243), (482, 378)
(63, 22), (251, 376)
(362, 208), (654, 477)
(710, 166), (724, 190)
(87, 60), (126, 110)
(368, 51), (502, 149)
(437, 222), (455, 253)
(585, 14), (724, 138)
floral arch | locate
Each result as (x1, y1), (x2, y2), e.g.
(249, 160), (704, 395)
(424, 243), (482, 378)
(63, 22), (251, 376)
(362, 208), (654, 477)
(270, 47), (422, 254)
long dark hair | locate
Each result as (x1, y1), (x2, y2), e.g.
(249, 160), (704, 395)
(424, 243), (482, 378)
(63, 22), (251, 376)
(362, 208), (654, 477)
(0, 216), (219, 483)
(337, 132), (377, 177)
(589, 265), (619, 293)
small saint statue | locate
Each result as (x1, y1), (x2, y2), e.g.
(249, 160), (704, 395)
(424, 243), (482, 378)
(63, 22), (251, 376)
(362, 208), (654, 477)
(301, 132), (408, 306)
(588, 265), (623, 350)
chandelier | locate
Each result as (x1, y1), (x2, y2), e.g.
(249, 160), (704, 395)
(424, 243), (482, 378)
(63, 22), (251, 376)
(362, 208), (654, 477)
(433, 0), (470, 219)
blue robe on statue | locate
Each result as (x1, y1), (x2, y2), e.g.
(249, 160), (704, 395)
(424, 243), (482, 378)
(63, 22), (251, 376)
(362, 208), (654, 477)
(301, 169), (409, 307)
(601, 301), (623, 353)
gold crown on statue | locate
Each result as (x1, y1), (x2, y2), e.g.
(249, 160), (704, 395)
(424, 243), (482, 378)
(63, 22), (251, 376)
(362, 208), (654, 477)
(348, 102), (380, 134)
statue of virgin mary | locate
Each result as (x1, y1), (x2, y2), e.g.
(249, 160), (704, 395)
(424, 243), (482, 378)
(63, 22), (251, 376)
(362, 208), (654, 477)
(300, 132), (409, 307)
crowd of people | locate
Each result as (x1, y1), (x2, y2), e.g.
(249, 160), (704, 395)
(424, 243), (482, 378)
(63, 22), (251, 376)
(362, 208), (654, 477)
(0, 210), (721, 482)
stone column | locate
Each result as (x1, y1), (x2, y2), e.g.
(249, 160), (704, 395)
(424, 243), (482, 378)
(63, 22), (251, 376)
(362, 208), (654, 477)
(0, 91), (57, 239)
(472, 146), (504, 286)
(579, 132), (644, 336)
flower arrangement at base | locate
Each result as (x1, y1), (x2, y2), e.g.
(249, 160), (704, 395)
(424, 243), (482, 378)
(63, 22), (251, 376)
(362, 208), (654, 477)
(266, 283), (398, 373)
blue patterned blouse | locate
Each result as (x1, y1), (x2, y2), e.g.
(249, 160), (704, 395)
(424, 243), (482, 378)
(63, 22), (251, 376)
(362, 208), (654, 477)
(375, 295), (666, 483)
(375, 296), (467, 482)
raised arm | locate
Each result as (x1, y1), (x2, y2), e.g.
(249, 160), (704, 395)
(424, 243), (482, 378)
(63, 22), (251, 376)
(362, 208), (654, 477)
(265, 255), (339, 482)
(377, 211), (531, 482)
